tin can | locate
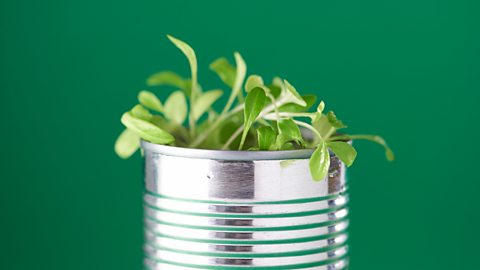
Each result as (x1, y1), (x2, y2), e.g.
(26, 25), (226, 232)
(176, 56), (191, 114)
(142, 141), (349, 269)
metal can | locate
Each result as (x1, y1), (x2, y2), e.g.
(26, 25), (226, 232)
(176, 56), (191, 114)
(142, 141), (349, 270)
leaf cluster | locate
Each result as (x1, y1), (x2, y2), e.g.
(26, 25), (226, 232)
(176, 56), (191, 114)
(115, 35), (394, 181)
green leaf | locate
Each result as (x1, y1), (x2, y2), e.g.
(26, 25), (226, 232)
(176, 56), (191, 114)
(327, 141), (357, 167)
(280, 142), (296, 150)
(210, 57), (236, 87)
(309, 141), (331, 181)
(239, 87), (266, 149)
(150, 115), (174, 132)
(192, 89), (223, 120)
(114, 129), (140, 159)
(164, 91), (187, 125)
(272, 76), (283, 87)
(275, 119), (305, 148)
(267, 77), (283, 98)
(138, 91), (163, 112)
(330, 134), (395, 161)
(167, 35), (198, 100)
(317, 101), (325, 114)
(278, 95), (317, 113)
(217, 117), (242, 145)
(207, 110), (218, 123)
(121, 112), (174, 144)
(386, 147), (395, 161)
(181, 79), (203, 98)
(327, 111), (347, 129)
(223, 52), (247, 113)
(336, 134), (394, 161)
(257, 126), (277, 150)
(130, 104), (152, 121)
(150, 115), (190, 144)
(146, 71), (185, 88)
(283, 80), (307, 107)
(310, 101), (326, 126)
(245, 75), (264, 92)
(312, 113), (333, 137)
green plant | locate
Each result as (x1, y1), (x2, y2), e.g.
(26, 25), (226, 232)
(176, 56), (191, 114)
(115, 35), (394, 181)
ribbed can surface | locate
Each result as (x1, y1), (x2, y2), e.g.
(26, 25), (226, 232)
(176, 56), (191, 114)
(142, 142), (349, 270)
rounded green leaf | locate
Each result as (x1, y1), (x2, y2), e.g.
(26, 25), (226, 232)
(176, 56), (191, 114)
(257, 126), (277, 150)
(138, 91), (163, 113)
(130, 104), (152, 121)
(275, 119), (305, 148)
(309, 141), (331, 181)
(120, 112), (174, 144)
(150, 115), (173, 132)
(209, 57), (236, 88)
(327, 141), (357, 167)
(192, 89), (223, 120)
(239, 87), (266, 149)
(245, 75), (264, 92)
(114, 129), (140, 159)
(164, 91), (187, 125)
(146, 71), (185, 88)
(267, 77), (283, 97)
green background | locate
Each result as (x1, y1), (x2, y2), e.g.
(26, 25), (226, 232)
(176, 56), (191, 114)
(1, 0), (479, 269)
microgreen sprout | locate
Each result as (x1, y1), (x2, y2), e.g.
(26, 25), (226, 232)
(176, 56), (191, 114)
(115, 35), (394, 181)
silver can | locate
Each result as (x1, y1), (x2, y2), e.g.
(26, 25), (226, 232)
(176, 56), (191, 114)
(142, 141), (349, 270)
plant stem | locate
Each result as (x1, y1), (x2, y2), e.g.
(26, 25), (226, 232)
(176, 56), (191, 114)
(190, 97), (289, 148)
(220, 52), (246, 116)
(188, 104), (244, 148)
(257, 98), (288, 120)
(222, 126), (244, 150)
(293, 120), (322, 140)
(289, 112), (314, 118)
(188, 76), (198, 139)
(189, 109), (196, 138)
(237, 91), (244, 103)
(267, 93), (280, 130)
(263, 112), (314, 120)
(323, 127), (336, 140)
(330, 134), (394, 161)
(221, 93), (236, 116)
(330, 134), (377, 141)
(238, 98), (289, 150)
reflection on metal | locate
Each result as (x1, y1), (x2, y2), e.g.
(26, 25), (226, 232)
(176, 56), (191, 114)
(142, 141), (349, 269)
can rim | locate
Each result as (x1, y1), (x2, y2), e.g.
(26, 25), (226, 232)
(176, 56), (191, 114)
(141, 141), (315, 160)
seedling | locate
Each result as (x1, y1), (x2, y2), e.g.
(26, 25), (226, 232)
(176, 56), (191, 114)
(115, 35), (394, 181)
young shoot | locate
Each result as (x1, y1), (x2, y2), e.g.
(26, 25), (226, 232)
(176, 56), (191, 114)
(115, 35), (395, 181)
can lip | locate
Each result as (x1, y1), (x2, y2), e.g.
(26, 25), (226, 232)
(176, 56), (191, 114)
(141, 141), (315, 160)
